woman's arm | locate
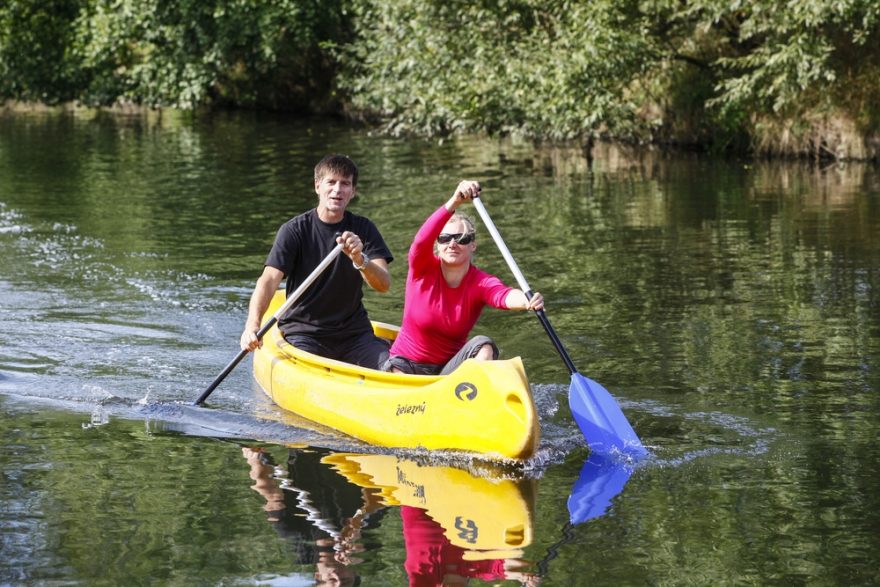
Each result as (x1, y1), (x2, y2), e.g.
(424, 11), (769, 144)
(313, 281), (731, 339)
(503, 290), (544, 311)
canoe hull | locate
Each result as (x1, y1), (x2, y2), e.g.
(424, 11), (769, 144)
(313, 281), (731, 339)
(253, 292), (540, 460)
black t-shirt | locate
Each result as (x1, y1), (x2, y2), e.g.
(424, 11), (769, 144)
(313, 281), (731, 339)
(265, 208), (393, 339)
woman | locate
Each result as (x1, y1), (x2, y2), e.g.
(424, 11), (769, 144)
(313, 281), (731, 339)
(383, 180), (544, 375)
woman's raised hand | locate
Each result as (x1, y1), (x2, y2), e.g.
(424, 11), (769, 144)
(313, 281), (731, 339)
(447, 180), (482, 211)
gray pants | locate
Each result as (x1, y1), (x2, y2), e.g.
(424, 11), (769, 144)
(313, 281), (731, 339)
(382, 335), (499, 375)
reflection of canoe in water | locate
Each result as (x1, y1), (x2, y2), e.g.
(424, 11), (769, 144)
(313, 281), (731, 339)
(322, 452), (535, 558)
(253, 290), (540, 460)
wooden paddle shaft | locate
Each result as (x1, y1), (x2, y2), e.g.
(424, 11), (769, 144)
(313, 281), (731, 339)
(272, 243), (344, 320)
(193, 243), (344, 406)
(471, 198), (532, 292)
(472, 197), (578, 375)
(474, 197), (646, 456)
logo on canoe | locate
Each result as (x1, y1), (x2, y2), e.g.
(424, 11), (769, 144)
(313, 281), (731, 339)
(395, 402), (426, 416)
(455, 517), (478, 543)
(454, 382), (478, 402)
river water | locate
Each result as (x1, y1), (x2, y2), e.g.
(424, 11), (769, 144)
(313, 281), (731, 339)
(1, 111), (878, 585)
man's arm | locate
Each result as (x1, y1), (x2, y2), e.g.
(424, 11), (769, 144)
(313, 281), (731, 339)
(240, 266), (285, 351)
(354, 255), (391, 293)
(338, 230), (391, 293)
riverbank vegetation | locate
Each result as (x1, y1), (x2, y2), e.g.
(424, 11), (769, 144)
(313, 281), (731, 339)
(2, 0), (878, 160)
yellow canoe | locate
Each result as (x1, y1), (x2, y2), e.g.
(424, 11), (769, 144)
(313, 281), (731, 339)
(322, 452), (535, 558)
(253, 290), (540, 460)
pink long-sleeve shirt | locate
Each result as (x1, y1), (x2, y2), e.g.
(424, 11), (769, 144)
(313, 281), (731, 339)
(389, 206), (513, 365)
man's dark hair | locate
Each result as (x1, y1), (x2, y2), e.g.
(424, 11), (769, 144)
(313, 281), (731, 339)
(315, 154), (359, 187)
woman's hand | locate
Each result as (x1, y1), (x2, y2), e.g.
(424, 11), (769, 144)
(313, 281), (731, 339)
(446, 180), (482, 210)
(526, 291), (544, 311)
(505, 290), (545, 311)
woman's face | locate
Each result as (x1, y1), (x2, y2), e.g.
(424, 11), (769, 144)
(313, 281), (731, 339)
(437, 218), (476, 266)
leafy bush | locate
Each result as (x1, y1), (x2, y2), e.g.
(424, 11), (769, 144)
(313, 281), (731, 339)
(335, 0), (654, 139)
(335, 0), (880, 148)
(0, 0), (86, 103)
(1, 0), (347, 110)
(1, 0), (878, 154)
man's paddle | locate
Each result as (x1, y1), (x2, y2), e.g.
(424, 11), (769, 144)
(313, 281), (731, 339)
(471, 197), (647, 458)
(193, 243), (344, 406)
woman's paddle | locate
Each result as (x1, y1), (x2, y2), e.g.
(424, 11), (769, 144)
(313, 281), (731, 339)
(471, 197), (647, 458)
(193, 243), (344, 406)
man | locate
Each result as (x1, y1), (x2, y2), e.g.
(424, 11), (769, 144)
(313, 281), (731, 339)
(240, 154), (393, 369)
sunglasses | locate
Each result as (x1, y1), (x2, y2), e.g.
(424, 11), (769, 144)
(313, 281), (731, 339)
(437, 232), (475, 245)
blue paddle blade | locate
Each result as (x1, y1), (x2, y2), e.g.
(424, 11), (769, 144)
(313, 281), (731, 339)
(567, 453), (634, 525)
(569, 373), (647, 458)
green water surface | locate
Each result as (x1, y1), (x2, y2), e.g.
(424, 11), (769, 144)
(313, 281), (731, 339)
(1, 111), (879, 585)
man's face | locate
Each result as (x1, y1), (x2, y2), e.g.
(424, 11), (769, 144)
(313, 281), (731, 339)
(315, 172), (356, 215)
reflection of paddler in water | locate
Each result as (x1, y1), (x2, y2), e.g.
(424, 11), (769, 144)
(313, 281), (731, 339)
(321, 453), (541, 586)
(243, 447), (385, 586)
(402, 506), (541, 586)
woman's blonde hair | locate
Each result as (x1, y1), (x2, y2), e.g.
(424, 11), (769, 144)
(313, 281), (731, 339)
(449, 212), (476, 235)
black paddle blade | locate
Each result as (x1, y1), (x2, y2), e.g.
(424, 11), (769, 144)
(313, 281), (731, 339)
(569, 373), (647, 458)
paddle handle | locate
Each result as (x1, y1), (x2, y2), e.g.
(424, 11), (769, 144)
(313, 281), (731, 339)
(472, 197), (579, 376)
(193, 243), (345, 406)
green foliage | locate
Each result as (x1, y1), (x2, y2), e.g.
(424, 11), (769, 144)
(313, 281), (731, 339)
(1, 0), (347, 109)
(335, 0), (654, 139)
(0, 0), (86, 102)
(699, 0), (880, 117)
(1, 0), (878, 150)
(75, 0), (349, 109)
(336, 0), (880, 146)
